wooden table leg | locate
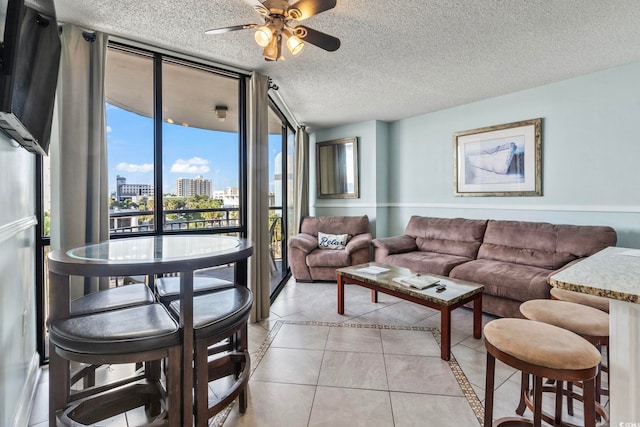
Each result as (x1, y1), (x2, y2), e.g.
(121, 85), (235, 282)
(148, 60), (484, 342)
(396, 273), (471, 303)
(473, 293), (482, 339)
(49, 271), (70, 427)
(441, 307), (451, 361)
(371, 290), (378, 303)
(484, 353), (496, 427)
(180, 272), (194, 427)
(337, 275), (345, 314)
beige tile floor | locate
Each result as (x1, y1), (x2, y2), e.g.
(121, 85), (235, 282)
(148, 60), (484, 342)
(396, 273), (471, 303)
(29, 278), (606, 426)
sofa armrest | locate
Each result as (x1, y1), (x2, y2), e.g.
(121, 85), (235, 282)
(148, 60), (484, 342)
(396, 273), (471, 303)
(288, 234), (318, 254)
(345, 233), (372, 255)
(372, 235), (417, 254)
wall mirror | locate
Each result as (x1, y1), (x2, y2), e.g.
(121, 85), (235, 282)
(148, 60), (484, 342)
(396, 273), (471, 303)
(316, 136), (359, 199)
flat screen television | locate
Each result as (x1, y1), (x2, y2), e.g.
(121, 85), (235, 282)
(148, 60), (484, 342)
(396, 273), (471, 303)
(0, 0), (60, 155)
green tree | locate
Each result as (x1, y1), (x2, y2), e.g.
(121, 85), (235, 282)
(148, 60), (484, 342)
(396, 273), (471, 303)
(43, 211), (51, 237)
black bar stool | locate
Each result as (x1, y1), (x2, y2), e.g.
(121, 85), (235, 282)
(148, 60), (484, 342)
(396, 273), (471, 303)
(484, 318), (601, 427)
(68, 283), (156, 388)
(49, 303), (182, 426)
(168, 286), (253, 427)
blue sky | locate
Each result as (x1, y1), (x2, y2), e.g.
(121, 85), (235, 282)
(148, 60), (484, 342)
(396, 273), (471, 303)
(106, 104), (280, 195)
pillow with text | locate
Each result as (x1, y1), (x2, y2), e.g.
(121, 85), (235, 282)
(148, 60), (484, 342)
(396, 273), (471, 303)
(318, 232), (349, 250)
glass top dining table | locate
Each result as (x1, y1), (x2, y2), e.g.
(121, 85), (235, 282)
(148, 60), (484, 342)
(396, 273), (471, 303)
(47, 234), (254, 426)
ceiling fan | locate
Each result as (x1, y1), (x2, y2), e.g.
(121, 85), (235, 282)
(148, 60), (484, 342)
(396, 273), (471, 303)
(205, 0), (340, 61)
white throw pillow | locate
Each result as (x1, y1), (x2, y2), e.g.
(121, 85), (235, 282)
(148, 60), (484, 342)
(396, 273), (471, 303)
(318, 232), (349, 250)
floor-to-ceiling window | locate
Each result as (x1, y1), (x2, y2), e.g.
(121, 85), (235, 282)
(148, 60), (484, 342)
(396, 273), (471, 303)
(35, 155), (50, 361)
(105, 44), (244, 237)
(160, 59), (241, 233)
(105, 47), (155, 233)
(37, 42), (248, 362)
(267, 102), (295, 298)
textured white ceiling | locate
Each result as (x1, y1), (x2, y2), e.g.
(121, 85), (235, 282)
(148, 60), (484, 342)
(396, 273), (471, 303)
(34, 0), (640, 130)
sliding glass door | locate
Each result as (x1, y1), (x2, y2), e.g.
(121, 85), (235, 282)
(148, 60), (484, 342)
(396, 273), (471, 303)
(268, 103), (295, 298)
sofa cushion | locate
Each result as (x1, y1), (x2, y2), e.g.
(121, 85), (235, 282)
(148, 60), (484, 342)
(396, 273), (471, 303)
(450, 259), (551, 302)
(555, 224), (617, 257)
(382, 251), (472, 276)
(478, 220), (617, 269)
(404, 216), (487, 259)
(478, 220), (576, 269)
(306, 248), (350, 267)
(300, 215), (369, 236)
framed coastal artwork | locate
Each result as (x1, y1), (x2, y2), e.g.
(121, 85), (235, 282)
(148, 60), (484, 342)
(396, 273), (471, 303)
(453, 118), (542, 197)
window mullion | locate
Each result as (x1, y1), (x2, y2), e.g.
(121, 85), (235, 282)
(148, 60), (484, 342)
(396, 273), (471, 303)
(153, 53), (163, 234)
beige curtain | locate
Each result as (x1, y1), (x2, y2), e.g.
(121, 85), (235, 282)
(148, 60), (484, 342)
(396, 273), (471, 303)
(293, 126), (309, 232)
(50, 26), (109, 299)
(247, 72), (270, 322)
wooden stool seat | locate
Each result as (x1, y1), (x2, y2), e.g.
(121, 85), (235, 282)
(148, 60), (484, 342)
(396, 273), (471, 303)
(156, 276), (234, 303)
(484, 318), (601, 427)
(169, 287), (253, 427)
(550, 287), (610, 313)
(49, 303), (182, 426)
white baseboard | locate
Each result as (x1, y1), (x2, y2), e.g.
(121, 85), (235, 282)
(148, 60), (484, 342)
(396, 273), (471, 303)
(12, 353), (41, 427)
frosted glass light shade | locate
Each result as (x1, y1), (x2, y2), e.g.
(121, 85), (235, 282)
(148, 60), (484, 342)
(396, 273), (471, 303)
(286, 36), (304, 55)
(254, 26), (273, 47)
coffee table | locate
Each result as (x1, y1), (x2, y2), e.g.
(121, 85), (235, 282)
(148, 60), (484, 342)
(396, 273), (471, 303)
(336, 262), (484, 361)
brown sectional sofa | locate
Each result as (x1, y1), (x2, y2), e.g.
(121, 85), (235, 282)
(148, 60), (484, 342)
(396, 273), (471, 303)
(372, 216), (617, 318)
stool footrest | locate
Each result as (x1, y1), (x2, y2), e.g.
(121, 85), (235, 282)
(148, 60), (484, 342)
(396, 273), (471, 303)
(206, 355), (251, 417)
(59, 380), (168, 426)
(70, 364), (98, 388)
(206, 351), (250, 382)
(494, 417), (536, 426)
(70, 370), (147, 402)
(522, 381), (609, 427)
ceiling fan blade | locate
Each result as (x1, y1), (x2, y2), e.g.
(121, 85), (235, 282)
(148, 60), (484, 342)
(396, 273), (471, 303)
(293, 25), (340, 52)
(205, 24), (257, 35)
(288, 0), (337, 20)
(245, 0), (270, 16)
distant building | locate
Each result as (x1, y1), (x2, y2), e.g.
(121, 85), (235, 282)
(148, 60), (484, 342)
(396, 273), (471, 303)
(176, 175), (212, 197)
(212, 186), (239, 207)
(116, 175), (154, 202)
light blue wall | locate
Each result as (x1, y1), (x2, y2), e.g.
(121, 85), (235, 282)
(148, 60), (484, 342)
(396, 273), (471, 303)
(0, 133), (39, 426)
(311, 121), (382, 234)
(313, 61), (640, 248)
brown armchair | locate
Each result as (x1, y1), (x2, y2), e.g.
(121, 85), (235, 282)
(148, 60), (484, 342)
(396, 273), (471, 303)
(288, 215), (372, 282)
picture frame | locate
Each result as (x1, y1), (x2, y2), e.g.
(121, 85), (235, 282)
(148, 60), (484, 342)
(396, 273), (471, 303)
(316, 136), (359, 199)
(453, 118), (542, 197)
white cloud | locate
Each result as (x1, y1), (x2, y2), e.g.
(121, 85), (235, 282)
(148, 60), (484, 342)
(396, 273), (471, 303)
(116, 162), (153, 173)
(170, 157), (210, 174)
(106, 126), (112, 133)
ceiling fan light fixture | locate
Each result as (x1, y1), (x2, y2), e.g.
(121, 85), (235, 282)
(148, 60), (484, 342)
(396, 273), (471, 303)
(206, 0), (339, 61)
(287, 8), (301, 20)
(254, 25), (273, 47)
(286, 35), (304, 55)
(262, 35), (280, 61)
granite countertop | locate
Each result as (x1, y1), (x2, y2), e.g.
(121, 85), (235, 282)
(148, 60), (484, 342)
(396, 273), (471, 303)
(550, 246), (640, 303)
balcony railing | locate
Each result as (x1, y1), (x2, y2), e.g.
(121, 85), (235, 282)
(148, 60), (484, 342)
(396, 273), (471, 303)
(109, 207), (240, 233)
